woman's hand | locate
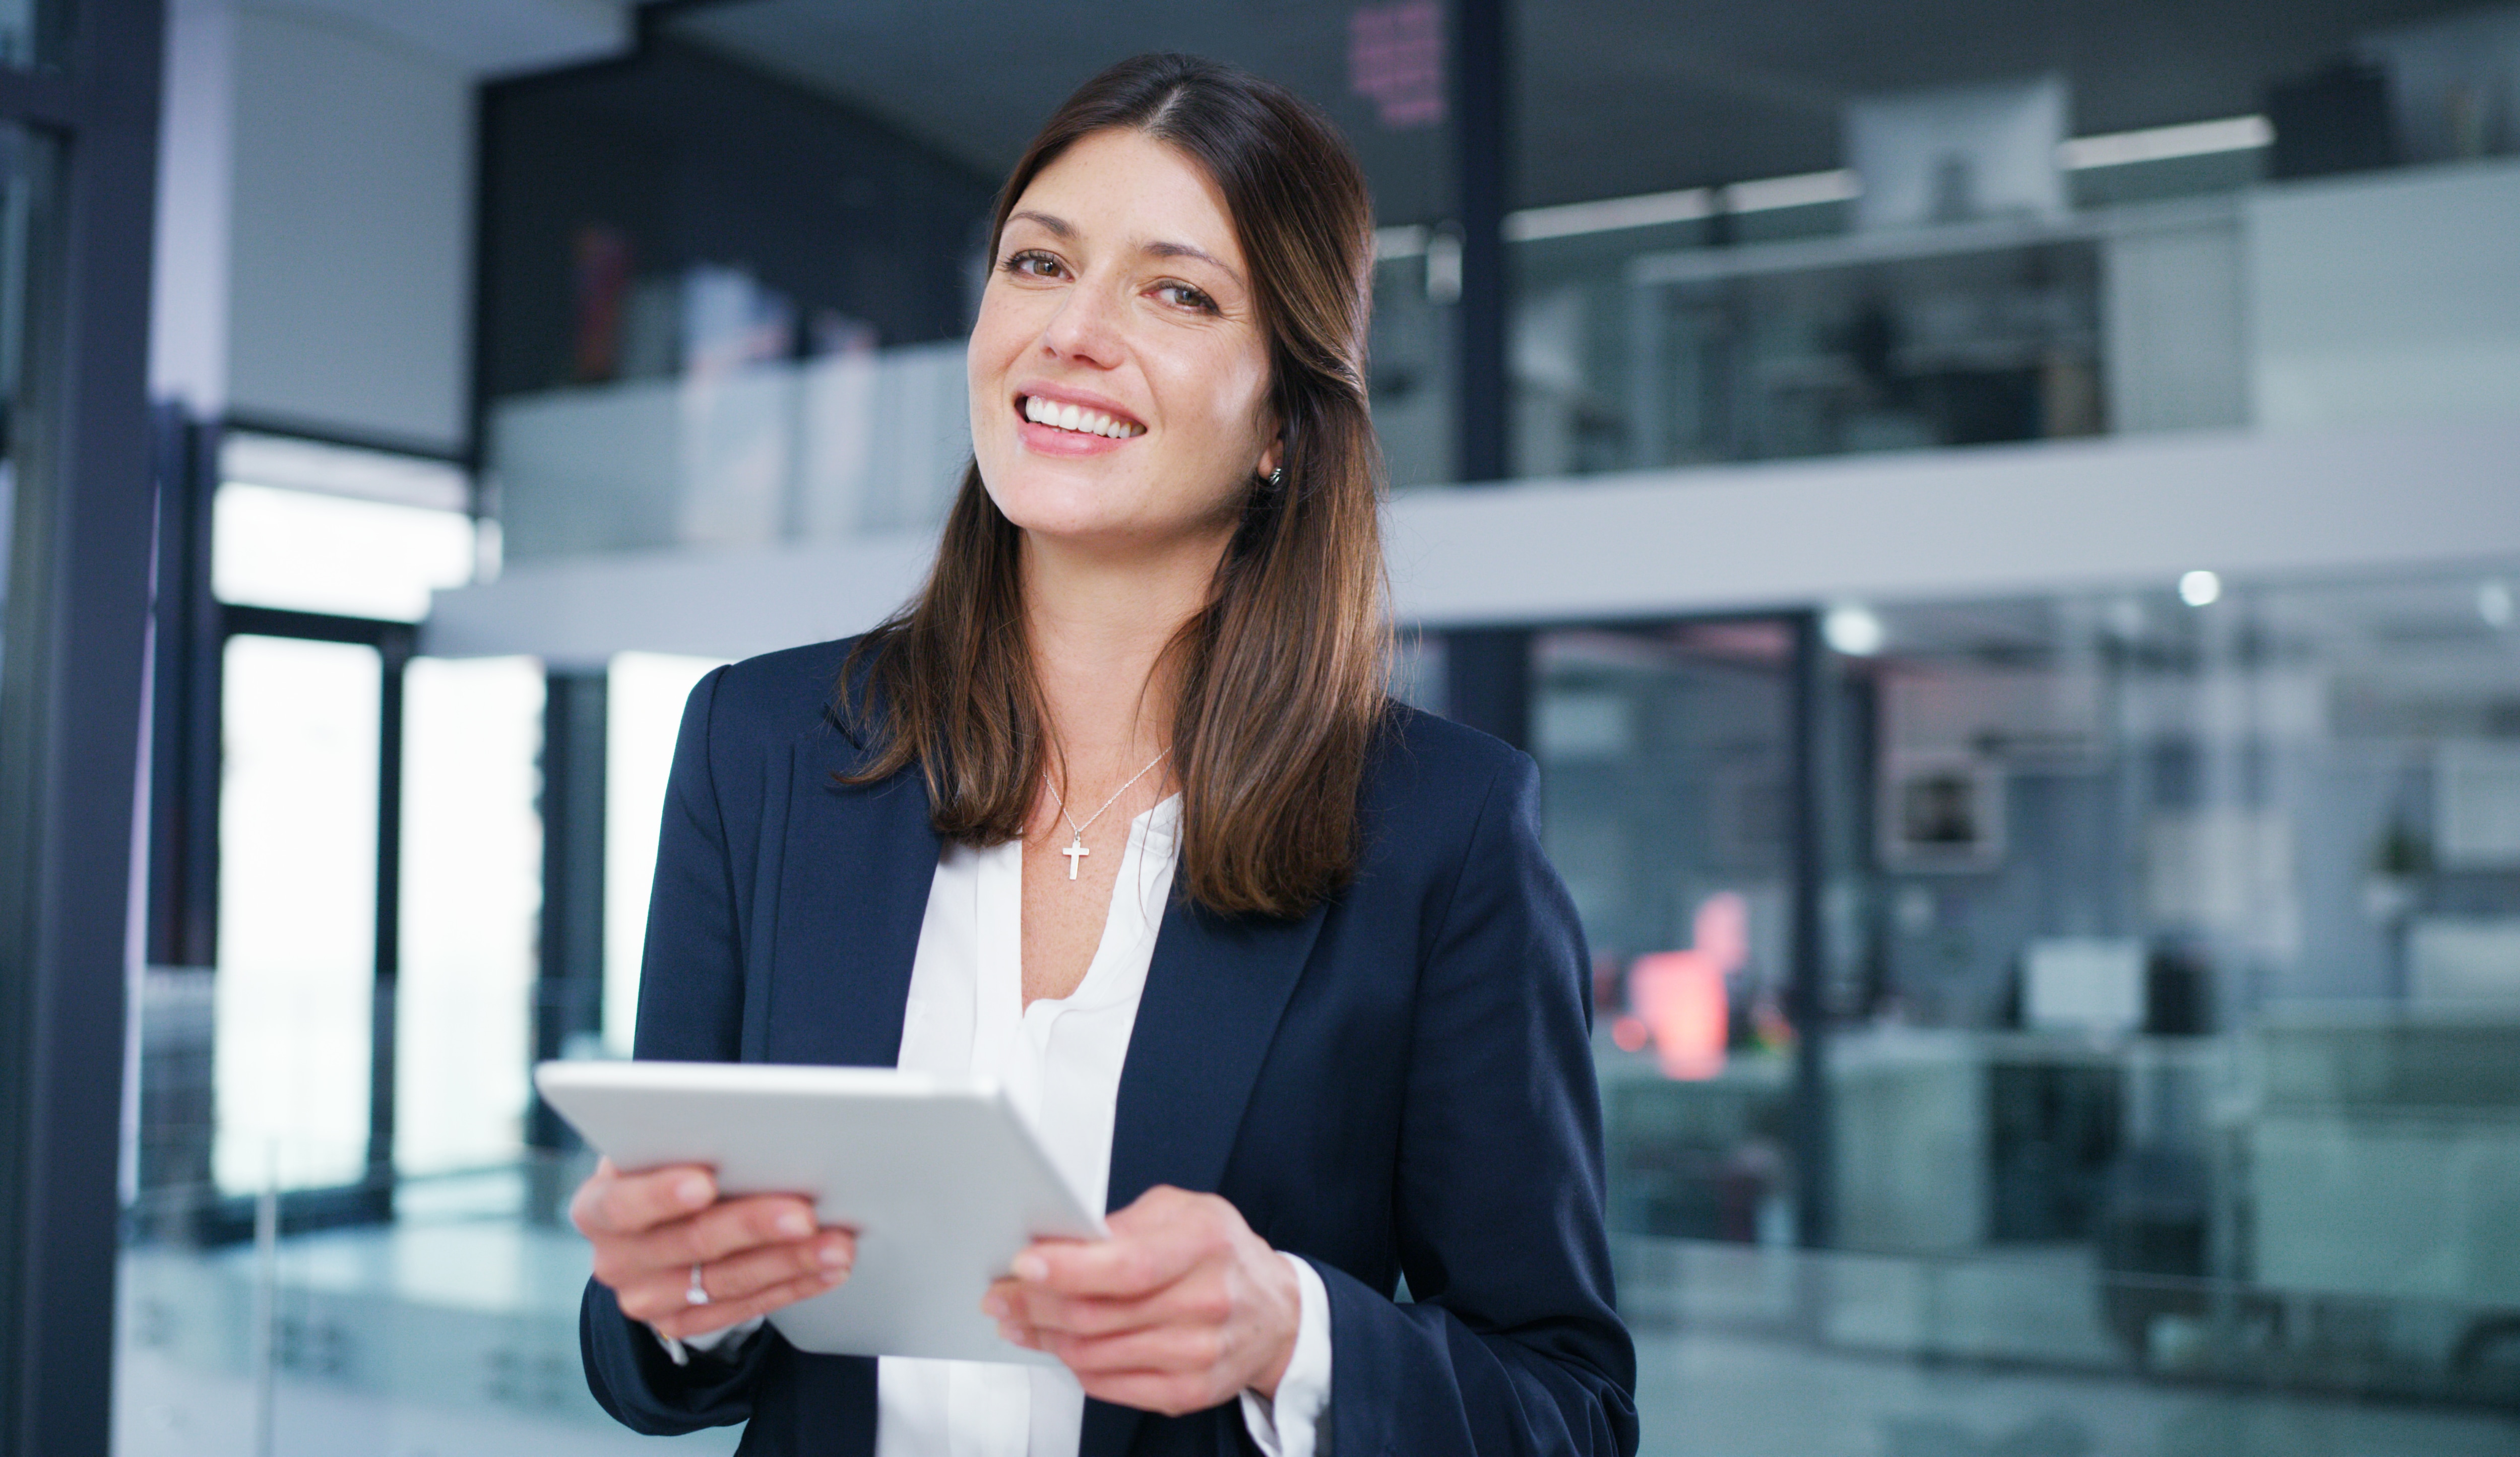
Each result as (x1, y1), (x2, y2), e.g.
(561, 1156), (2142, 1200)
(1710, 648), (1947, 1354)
(982, 1184), (1300, 1416)
(570, 1157), (856, 1342)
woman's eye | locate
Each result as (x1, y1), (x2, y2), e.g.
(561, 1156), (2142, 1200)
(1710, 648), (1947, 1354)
(1003, 251), (1061, 279)
(1158, 282), (1217, 312)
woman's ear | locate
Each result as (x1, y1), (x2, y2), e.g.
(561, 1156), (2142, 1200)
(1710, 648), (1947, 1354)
(1255, 435), (1283, 483)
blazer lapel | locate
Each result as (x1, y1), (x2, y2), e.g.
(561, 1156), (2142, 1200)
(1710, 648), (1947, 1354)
(762, 728), (939, 1068)
(1080, 897), (1328, 1457)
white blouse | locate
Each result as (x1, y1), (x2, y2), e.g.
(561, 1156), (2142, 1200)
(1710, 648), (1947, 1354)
(670, 794), (1331, 1457)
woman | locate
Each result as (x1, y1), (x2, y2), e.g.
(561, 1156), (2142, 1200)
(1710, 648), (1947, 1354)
(570, 52), (1637, 1457)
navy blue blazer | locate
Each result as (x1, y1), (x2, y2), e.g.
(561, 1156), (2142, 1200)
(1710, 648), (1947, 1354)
(580, 636), (1639, 1456)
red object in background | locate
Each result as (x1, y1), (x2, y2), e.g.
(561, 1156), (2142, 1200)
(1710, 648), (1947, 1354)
(1348, 1), (1446, 129)
(1624, 892), (1750, 1080)
(571, 224), (635, 384)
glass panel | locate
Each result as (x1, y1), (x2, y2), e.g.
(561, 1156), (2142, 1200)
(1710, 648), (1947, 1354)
(1501, 2), (2520, 482)
(604, 651), (725, 1055)
(396, 655), (544, 1178)
(214, 634), (381, 1193)
(1576, 569), (2520, 1453)
(482, 0), (1455, 556)
(115, 1161), (747, 1455)
(212, 482), (477, 622)
(1536, 624), (1799, 1243)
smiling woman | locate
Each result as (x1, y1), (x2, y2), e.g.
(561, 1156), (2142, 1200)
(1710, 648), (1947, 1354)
(571, 51), (1636, 1457)
(864, 73), (1392, 923)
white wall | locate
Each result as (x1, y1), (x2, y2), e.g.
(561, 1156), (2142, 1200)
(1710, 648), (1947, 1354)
(224, 7), (474, 449)
(149, 0), (236, 415)
(151, 0), (627, 450)
(2250, 157), (2520, 432)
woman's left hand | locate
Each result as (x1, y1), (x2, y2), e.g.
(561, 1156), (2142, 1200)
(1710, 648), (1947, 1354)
(982, 1184), (1300, 1416)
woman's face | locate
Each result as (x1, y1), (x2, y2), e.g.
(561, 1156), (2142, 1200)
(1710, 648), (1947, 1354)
(968, 128), (1277, 555)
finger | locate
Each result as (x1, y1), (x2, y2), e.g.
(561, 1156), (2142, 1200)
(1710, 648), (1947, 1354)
(696, 1230), (856, 1308)
(1072, 1368), (1228, 1419)
(1016, 1222), (1214, 1300)
(612, 1229), (848, 1325)
(620, 1194), (824, 1272)
(590, 1194), (823, 1291)
(1038, 1322), (1224, 1379)
(648, 1261), (853, 1342)
(574, 1163), (716, 1237)
(1010, 1280), (1216, 1340)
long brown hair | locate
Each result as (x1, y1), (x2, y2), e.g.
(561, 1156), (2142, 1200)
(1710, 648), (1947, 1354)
(839, 53), (1391, 919)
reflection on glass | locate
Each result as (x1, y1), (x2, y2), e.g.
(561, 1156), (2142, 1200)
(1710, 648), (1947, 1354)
(1536, 624), (1798, 1247)
(214, 635), (380, 1192)
(212, 482), (477, 622)
(1560, 574), (2520, 1445)
(396, 655), (544, 1177)
(604, 651), (725, 1056)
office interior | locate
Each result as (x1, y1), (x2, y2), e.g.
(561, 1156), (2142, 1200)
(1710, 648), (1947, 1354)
(1, 0), (2516, 1451)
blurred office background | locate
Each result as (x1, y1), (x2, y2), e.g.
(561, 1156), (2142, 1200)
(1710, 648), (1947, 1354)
(1, 0), (2517, 1451)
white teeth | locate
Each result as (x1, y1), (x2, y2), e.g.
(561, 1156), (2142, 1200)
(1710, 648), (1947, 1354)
(1022, 396), (1141, 438)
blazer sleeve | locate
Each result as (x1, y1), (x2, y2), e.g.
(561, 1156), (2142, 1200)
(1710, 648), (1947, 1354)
(580, 665), (778, 1434)
(1313, 750), (1641, 1456)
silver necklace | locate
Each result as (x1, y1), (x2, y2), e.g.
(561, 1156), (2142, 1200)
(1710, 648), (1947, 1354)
(1043, 749), (1169, 880)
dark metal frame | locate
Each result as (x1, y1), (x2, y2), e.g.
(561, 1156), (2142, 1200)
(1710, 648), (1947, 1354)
(0, 0), (167, 1451)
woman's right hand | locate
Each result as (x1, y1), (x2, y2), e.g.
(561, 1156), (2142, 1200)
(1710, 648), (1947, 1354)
(571, 1157), (857, 1341)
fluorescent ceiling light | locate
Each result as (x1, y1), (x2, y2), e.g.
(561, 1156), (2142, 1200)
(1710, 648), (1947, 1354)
(1374, 224), (1430, 261)
(1721, 169), (1863, 214)
(1823, 603), (1885, 656)
(1506, 188), (1716, 242)
(2059, 114), (2274, 170)
(1376, 114), (2272, 252)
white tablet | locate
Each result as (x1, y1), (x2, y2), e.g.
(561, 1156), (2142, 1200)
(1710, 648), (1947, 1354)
(534, 1059), (1105, 1366)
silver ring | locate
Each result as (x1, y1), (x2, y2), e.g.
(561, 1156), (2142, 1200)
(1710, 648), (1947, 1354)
(685, 1262), (711, 1307)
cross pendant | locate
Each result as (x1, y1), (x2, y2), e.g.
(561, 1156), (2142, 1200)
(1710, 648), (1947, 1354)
(1060, 836), (1090, 879)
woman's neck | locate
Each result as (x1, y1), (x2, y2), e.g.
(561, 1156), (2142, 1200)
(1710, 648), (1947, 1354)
(1020, 526), (1227, 779)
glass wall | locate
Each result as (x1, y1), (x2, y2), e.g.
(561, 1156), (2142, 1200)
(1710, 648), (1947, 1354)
(118, 2), (2520, 1452)
(1564, 567), (2520, 1452)
(476, 0), (1464, 557)
(1501, 0), (2520, 479)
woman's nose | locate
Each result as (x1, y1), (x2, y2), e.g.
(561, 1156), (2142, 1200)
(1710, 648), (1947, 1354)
(1038, 283), (1125, 367)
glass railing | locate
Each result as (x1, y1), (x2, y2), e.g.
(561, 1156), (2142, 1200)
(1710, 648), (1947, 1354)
(488, 341), (973, 562)
(115, 1142), (740, 1457)
(113, 1129), (2520, 1456)
(480, 152), (2520, 562)
(1509, 158), (2520, 477)
(1618, 1236), (2520, 1452)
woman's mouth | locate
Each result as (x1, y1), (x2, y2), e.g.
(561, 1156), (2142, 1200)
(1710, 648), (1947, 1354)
(1018, 394), (1145, 439)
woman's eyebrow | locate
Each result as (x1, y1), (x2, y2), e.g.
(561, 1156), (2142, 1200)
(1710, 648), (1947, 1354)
(1005, 209), (1073, 238)
(1006, 209), (1245, 291)
(1141, 239), (1245, 291)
